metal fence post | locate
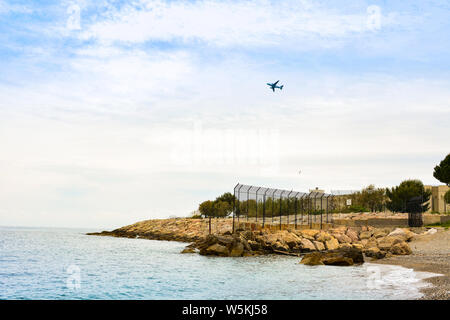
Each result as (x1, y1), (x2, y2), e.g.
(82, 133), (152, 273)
(320, 193), (324, 230)
(262, 188), (269, 228)
(246, 187), (250, 222)
(294, 193), (299, 229)
(271, 189), (277, 225)
(279, 190), (285, 230)
(255, 187), (261, 223)
(326, 194), (329, 224)
(287, 190), (293, 228)
(232, 183), (239, 234)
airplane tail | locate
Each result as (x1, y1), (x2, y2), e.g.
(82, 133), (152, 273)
(280, 85), (283, 90)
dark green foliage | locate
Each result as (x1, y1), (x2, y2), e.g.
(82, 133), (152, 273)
(198, 200), (216, 218)
(444, 190), (450, 205)
(215, 192), (236, 206)
(433, 154), (450, 186)
(359, 185), (386, 212)
(342, 185), (385, 212)
(198, 192), (235, 218)
(236, 196), (325, 217)
(386, 179), (431, 213)
(341, 205), (369, 213)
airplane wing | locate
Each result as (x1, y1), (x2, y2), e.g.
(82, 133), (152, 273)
(272, 87), (275, 92)
(273, 80), (279, 85)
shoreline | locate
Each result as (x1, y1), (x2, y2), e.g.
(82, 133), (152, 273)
(370, 228), (449, 300)
(88, 218), (449, 300)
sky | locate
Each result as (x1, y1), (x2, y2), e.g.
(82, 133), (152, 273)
(0, 0), (449, 229)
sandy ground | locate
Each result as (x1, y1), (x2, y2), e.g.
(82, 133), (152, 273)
(372, 228), (449, 300)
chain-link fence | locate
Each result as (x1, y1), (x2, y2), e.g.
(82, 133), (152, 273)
(232, 184), (336, 232)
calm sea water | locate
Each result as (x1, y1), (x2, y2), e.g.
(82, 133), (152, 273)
(0, 226), (437, 300)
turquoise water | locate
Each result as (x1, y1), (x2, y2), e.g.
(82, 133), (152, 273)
(0, 227), (434, 300)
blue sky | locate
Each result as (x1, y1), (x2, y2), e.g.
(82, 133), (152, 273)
(0, 0), (449, 228)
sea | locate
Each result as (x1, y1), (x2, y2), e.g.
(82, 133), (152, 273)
(0, 226), (439, 300)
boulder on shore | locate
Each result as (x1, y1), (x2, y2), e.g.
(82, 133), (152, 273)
(230, 242), (245, 257)
(181, 247), (196, 254)
(202, 243), (229, 256)
(299, 252), (324, 265)
(377, 236), (403, 251)
(300, 247), (364, 266)
(387, 228), (415, 242)
(325, 238), (339, 250)
(364, 247), (386, 259)
(298, 238), (316, 252)
(345, 228), (359, 242)
(389, 241), (412, 255)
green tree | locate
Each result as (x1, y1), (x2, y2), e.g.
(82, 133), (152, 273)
(433, 154), (450, 186)
(386, 179), (431, 213)
(215, 192), (236, 206)
(444, 190), (450, 206)
(360, 185), (386, 212)
(199, 200), (216, 218)
(214, 200), (232, 217)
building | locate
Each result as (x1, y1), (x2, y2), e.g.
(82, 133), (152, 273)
(424, 185), (449, 213)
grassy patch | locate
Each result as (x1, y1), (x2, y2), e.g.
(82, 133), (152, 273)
(425, 221), (450, 229)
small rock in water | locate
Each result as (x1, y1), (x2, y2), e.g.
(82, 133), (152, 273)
(181, 247), (196, 254)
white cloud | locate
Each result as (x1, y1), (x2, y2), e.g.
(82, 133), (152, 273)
(0, 0), (32, 14)
(78, 0), (398, 47)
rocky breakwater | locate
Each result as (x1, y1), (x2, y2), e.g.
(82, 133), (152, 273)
(182, 226), (432, 266)
(87, 218), (233, 243)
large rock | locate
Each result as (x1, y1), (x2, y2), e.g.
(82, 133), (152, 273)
(389, 241), (412, 255)
(301, 229), (320, 240)
(337, 247), (364, 264)
(329, 226), (347, 234)
(387, 228), (415, 242)
(359, 230), (373, 240)
(322, 256), (354, 266)
(334, 233), (352, 244)
(346, 228), (359, 242)
(230, 242), (244, 257)
(202, 243), (229, 256)
(364, 237), (378, 249)
(300, 247), (364, 266)
(239, 236), (252, 252)
(241, 230), (255, 241)
(373, 229), (389, 239)
(378, 236), (403, 251)
(181, 247), (196, 254)
(339, 243), (353, 250)
(298, 238), (317, 252)
(325, 238), (340, 250)
(272, 241), (289, 252)
(281, 231), (302, 249)
(215, 235), (235, 247)
(299, 252), (324, 266)
(247, 240), (261, 251)
(315, 231), (332, 242)
(364, 247), (386, 259)
(313, 241), (325, 251)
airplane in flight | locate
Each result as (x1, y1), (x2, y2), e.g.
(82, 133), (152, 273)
(267, 80), (284, 92)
